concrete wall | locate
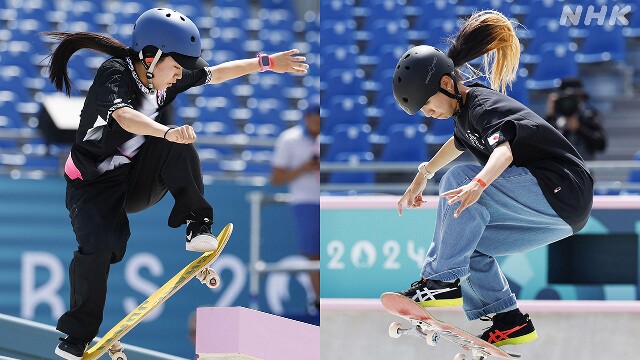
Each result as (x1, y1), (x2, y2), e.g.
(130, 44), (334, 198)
(321, 299), (640, 360)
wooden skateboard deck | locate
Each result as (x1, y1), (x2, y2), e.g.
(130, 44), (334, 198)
(82, 223), (234, 360)
(381, 292), (521, 360)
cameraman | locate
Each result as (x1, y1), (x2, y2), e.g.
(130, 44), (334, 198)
(546, 78), (607, 160)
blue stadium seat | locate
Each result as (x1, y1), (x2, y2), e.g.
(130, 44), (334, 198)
(507, 69), (530, 106)
(526, 45), (578, 90)
(623, 4), (640, 38)
(321, 20), (357, 46)
(261, 0), (295, 11)
(419, 18), (458, 50)
(380, 124), (428, 162)
(522, 21), (572, 64)
(322, 0), (355, 21)
(325, 124), (372, 161)
(328, 152), (375, 184)
(208, 27), (248, 53)
(321, 45), (359, 70)
(371, 45), (409, 83)
(0, 75), (31, 102)
(323, 96), (368, 135)
(411, 0), (457, 21)
(258, 29), (296, 50)
(325, 69), (364, 96)
(424, 119), (455, 145)
(0, 101), (23, 128)
(363, 19), (409, 56)
(376, 98), (424, 136)
(576, 25), (626, 63)
(523, 0), (567, 28)
(257, 8), (294, 31)
(360, 0), (407, 27)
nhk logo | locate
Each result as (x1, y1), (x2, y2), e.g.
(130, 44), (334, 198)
(559, 5), (631, 26)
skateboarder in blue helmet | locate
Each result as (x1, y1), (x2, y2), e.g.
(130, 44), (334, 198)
(45, 7), (309, 359)
(392, 10), (593, 347)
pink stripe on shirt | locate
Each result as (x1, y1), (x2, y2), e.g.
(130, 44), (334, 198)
(65, 153), (83, 180)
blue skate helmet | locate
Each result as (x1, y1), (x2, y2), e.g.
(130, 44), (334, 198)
(132, 8), (208, 90)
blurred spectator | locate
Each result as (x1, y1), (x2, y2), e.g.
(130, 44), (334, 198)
(271, 103), (320, 309)
(546, 78), (607, 160)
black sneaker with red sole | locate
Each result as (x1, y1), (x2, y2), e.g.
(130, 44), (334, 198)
(479, 309), (538, 346)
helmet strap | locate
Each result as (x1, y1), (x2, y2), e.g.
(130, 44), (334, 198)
(139, 49), (163, 93)
(438, 74), (464, 116)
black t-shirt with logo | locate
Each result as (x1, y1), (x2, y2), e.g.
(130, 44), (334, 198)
(452, 84), (593, 233)
(68, 57), (211, 181)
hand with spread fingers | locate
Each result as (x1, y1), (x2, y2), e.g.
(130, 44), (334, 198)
(441, 181), (485, 218)
(271, 49), (309, 74)
(397, 174), (428, 216)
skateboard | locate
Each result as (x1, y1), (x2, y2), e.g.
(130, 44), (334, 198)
(381, 292), (521, 360)
(82, 223), (234, 360)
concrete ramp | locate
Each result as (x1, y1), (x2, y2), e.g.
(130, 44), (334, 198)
(196, 307), (320, 360)
(321, 299), (640, 359)
(0, 313), (188, 360)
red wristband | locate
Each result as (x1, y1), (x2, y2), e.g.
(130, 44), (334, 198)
(472, 177), (487, 188)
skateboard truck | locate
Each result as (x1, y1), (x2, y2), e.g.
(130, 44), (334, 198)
(195, 267), (221, 288)
(107, 341), (126, 360)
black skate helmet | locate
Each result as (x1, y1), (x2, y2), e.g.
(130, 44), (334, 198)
(392, 45), (455, 115)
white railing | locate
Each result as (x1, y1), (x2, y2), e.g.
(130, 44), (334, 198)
(246, 191), (320, 310)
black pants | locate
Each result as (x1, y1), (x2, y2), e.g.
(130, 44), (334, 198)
(56, 137), (213, 341)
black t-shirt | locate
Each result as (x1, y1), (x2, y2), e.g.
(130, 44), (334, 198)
(68, 57), (211, 181)
(452, 84), (593, 233)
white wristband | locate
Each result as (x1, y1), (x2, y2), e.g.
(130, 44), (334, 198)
(417, 162), (434, 179)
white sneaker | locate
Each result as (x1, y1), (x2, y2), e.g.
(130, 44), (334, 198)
(186, 218), (219, 252)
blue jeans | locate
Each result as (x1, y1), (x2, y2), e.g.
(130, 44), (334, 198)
(421, 164), (573, 320)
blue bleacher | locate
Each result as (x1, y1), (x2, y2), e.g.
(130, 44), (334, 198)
(328, 152), (375, 184)
(522, 21), (572, 65)
(526, 45), (579, 90)
(325, 124), (372, 161)
(321, 20), (357, 46)
(379, 124), (429, 162)
(325, 69), (364, 97)
(321, 0), (355, 21)
(323, 96), (368, 134)
(424, 118), (455, 146)
(375, 98), (424, 136)
(0, 0), (319, 179)
(576, 24), (626, 63)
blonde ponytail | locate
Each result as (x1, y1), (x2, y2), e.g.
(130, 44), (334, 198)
(446, 10), (520, 94)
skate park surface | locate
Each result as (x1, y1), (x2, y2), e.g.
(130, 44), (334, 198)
(321, 299), (640, 359)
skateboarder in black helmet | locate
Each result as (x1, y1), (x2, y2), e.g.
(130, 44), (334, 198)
(393, 10), (593, 347)
(45, 8), (308, 359)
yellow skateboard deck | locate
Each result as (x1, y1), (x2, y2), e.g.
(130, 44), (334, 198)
(82, 223), (234, 360)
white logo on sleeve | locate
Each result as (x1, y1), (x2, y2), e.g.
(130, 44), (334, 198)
(487, 132), (502, 146)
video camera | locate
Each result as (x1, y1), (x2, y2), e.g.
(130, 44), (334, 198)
(554, 89), (579, 117)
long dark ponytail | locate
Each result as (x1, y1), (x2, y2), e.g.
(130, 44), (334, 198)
(446, 10), (520, 94)
(42, 32), (137, 95)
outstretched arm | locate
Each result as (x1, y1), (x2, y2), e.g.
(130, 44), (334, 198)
(207, 49), (309, 84)
(442, 141), (513, 218)
(397, 136), (463, 215)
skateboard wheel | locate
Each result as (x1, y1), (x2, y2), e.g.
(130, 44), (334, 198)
(205, 269), (220, 288)
(425, 330), (439, 346)
(453, 354), (467, 360)
(388, 322), (402, 338)
(110, 351), (127, 360)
